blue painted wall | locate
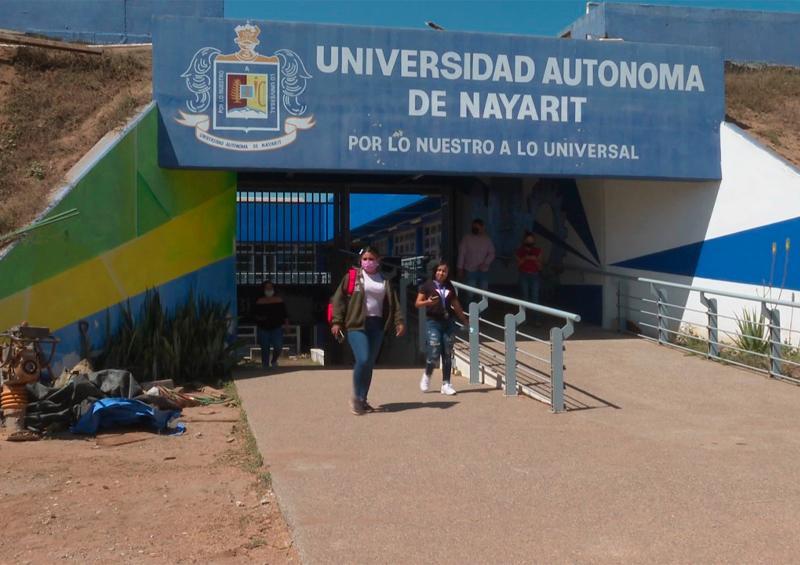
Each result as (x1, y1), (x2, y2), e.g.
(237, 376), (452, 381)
(563, 3), (800, 67)
(0, 0), (222, 44)
(613, 216), (800, 290)
(51, 256), (235, 377)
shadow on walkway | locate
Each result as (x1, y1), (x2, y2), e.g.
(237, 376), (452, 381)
(379, 401), (458, 412)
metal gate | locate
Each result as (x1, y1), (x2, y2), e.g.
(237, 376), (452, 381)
(236, 190), (336, 286)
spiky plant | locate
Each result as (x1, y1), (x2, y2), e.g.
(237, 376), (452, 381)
(732, 308), (769, 357)
(98, 289), (240, 384)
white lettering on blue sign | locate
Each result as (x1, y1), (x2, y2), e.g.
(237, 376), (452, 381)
(459, 92), (587, 122)
(317, 46), (537, 83)
(316, 47), (705, 93)
(344, 133), (638, 160)
(541, 57), (704, 92)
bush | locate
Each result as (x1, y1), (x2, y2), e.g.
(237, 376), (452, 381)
(97, 289), (239, 384)
(672, 324), (707, 355)
(732, 308), (768, 356)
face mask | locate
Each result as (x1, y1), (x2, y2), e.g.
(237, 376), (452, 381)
(264, 290), (274, 297)
(525, 241), (534, 246)
(471, 227), (480, 235)
(361, 259), (379, 273)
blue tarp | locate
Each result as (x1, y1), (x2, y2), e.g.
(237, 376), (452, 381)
(71, 398), (185, 435)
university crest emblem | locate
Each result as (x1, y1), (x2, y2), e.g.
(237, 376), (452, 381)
(176, 23), (314, 151)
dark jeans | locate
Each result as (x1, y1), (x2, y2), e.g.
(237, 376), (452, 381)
(464, 270), (489, 303)
(348, 316), (385, 401)
(424, 318), (456, 383)
(519, 272), (540, 304)
(257, 327), (284, 367)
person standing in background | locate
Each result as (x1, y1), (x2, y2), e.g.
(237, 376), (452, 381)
(457, 218), (496, 302)
(254, 281), (289, 369)
(516, 231), (543, 306)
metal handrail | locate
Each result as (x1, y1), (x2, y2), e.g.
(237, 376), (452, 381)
(449, 280), (580, 412)
(576, 265), (800, 309)
(571, 265), (800, 381)
(451, 281), (582, 322)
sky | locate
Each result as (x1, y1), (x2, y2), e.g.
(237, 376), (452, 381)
(225, 0), (800, 36)
(349, 194), (423, 228)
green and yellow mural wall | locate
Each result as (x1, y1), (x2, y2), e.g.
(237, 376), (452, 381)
(0, 103), (237, 373)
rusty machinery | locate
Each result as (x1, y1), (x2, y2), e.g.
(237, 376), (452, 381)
(0, 325), (58, 440)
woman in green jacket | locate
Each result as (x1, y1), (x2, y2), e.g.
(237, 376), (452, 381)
(331, 247), (406, 415)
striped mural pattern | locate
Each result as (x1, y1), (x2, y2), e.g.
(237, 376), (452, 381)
(0, 104), (236, 369)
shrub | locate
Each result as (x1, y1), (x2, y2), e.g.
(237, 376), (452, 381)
(97, 289), (239, 384)
(732, 308), (768, 356)
(672, 324), (707, 355)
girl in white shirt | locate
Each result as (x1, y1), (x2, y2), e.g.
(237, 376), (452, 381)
(330, 247), (406, 415)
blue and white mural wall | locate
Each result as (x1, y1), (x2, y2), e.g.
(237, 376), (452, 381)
(572, 122), (800, 339)
(458, 176), (604, 323)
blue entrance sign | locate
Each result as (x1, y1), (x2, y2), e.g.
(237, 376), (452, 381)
(154, 17), (724, 180)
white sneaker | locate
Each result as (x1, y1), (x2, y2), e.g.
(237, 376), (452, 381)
(420, 372), (431, 392)
(441, 382), (457, 396)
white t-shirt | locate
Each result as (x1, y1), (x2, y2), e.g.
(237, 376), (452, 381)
(363, 271), (386, 317)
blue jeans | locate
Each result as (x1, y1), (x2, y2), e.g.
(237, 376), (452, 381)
(519, 272), (540, 304)
(425, 318), (457, 383)
(464, 270), (489, 303)
(257, 327), (284, 367)
(348, 317), (385, 401)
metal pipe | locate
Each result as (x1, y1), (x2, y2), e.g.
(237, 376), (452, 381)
(451, 281), (581, 322)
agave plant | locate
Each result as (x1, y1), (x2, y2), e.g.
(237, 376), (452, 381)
(732, 308), (769, 357)
(98, 289), (240, 384)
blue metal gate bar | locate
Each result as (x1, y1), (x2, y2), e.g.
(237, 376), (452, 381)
(236, 191), (334, 285)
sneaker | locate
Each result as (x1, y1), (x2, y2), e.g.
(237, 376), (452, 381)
(420, 372), (431, 392)
(441, 382), (457, 396)
(363, 401), (383, 413)
(350, 397), (365, 415)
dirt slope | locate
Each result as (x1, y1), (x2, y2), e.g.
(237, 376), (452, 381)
(0, 45), (152, 236)
(725, 63), (800, 168)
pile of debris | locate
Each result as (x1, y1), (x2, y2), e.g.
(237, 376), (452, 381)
(0, 323), (229, 441)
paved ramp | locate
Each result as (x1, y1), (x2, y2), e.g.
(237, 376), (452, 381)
(236, 332), (800, 564)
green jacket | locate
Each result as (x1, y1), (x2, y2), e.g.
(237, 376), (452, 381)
(331, 268), (405, 332)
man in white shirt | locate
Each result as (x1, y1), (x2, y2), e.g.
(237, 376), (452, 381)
(457, 218), (495, 302)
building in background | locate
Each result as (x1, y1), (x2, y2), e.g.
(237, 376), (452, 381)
(0, 3), (799, 369)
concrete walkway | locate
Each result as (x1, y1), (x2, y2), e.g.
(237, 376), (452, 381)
(236, 332), (800, 564)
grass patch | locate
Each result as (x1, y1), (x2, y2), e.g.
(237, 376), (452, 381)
(240, 409), (264, 473)
(725, 63), (800, 166)
(665, 320), (793, 377)
(763, 129), (783, 148)
(257, 471), (273, 490)
(103, 93), (142, 134)
(726, 64), (800, 115)
(719, 346), (770, 371)
(0, 46), (151, 236)
(244, 536), (268, 550)
(223, 380), (241, 407)
(671, 324), (708, 356)
(224, 380), (265, 474)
